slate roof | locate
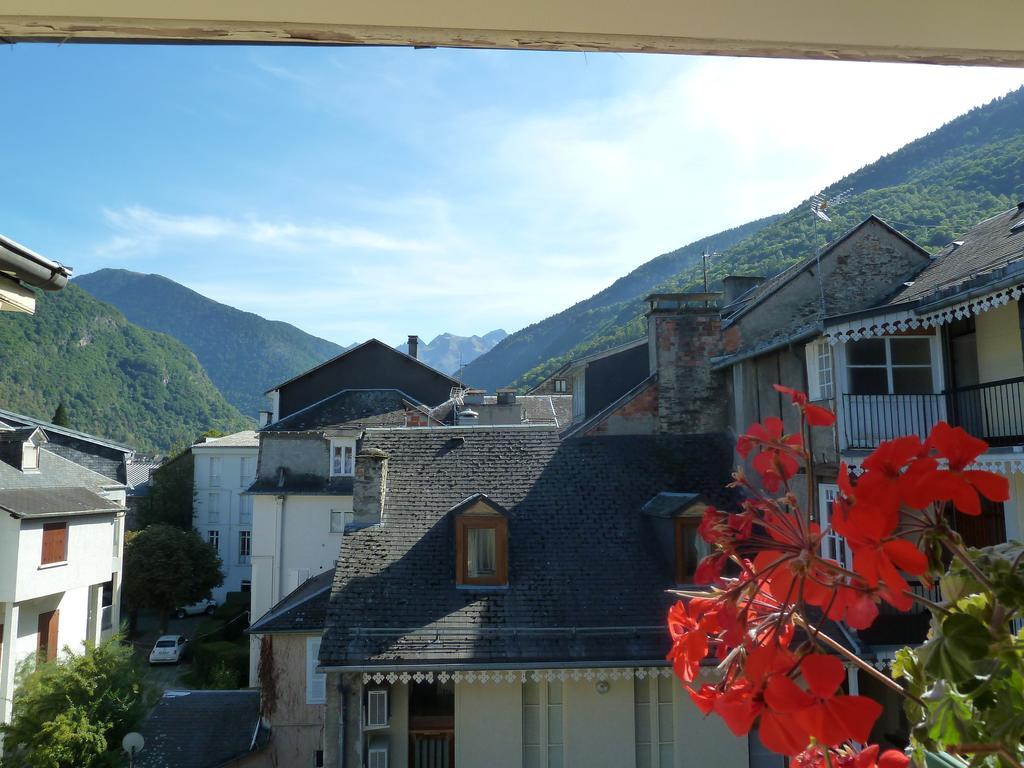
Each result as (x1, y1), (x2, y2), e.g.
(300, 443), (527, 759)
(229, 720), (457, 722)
(247, 474), (354, 496)
(249, 569), (333, 634)
(319, 427), (736, 669)
(263, 389), (416, 432)
(0, 407), (132, 453)
(0, 444), (122, 491)
(192, 430), (259, 449)
(890, 204), (1024, 305)
(135, 690), (265, 768)
(0, 486), (123, 519)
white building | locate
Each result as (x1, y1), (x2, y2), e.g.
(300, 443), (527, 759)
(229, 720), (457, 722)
(0, 425), (126, 736)
(191, 431), (259, 602)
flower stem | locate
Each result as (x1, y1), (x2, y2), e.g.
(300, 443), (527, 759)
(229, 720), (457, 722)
(947, 743), (1023, 768)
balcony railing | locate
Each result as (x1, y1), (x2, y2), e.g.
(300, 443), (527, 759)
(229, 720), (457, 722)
(842, 376), (1024, 449)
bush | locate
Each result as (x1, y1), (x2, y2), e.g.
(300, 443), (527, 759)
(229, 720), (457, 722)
(190, 641), (248, 689)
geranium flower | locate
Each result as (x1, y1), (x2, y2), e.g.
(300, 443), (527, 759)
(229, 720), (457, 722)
(737, 417), (802, 493)
(666, 599), (717, 681)
(774, 384), (837, 426)
(911, 421), (1010, 515)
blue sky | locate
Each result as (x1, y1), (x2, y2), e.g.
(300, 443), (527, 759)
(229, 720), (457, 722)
(2, 44), (1023, 347)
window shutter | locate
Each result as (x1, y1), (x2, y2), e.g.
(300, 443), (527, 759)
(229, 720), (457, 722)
(41, 523), (67, 565)
(307, 637), (326, 704)
(805, 342), (821, 401)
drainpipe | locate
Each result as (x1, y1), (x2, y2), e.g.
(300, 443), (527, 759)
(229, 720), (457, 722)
(0, 235), (72, 290)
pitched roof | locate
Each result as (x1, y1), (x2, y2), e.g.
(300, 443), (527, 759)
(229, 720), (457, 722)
(890, 204), (1024, 305)
(248, 569), (333, 634)
(191, 430), (259, 449)
(265, 338), (461, 394)
(0, 444), (122, 490)
(0, 486), (122, 519)
(722, 215), (928, 325)
(319, 427), (736, 669)
(135, 690), (264, 768)
(0, 406), (132, 453)
(247, 473), (354, 496)
(263, 389), (414, 432)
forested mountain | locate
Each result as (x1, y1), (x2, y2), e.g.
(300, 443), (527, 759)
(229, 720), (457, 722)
(397, 329), (507, 375)
(75, 269), (347, 417)
(0, 284), (251, 452)
(466, 86), (1024, 392)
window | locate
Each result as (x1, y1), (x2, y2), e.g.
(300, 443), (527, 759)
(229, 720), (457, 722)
(330, 440), (354, 477)
(208, 529), (220, 552)
(456, 515), (508, 586)
(330, 509), (346, 533)
(22, 442), (39, 471)
(41, 522), (68, 565)
(816, 341), (834, 399)
(306, 637), (326, 704)
(365, 688), (389, 728)
(674, 515), (709, 584)
(209, 456), (222, 487)
(554, 378), (567, 394)
(240, 580), (251, 593)
(207, 492), (221, 523)
(846, 337), (934, 395)
(37, 609), (59, 662)
(238, 531), (251, 563)
(636, 676), (675, 768)
(240, 456), (254, 486)
(239, 495), (252, 525)
(523, 680), (563, 768)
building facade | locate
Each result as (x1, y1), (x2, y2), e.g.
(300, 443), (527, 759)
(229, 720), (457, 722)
(192, 431), (259, 602)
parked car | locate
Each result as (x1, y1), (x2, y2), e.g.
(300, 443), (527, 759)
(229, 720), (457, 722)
(174, 598), (217, 619)
(149, 635), (188, 665)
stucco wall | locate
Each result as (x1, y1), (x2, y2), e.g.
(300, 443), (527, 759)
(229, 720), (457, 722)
(263, 634), (325, 768)
(975, 301), (1024, 383)
(257, 433), (331, 482)
(15, 516), (117, 603)
(455, 681), (521, 768)
(13, 585), (91, 662)
(564, 677), (636, 766)
(674, 677), (746, 768)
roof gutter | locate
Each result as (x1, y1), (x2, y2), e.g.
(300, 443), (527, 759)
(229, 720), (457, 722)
(0, 235), (72, 291)
(913, 265), (1024, 316)
(710, 324), (821, 371)
(318, 658), (673, 673)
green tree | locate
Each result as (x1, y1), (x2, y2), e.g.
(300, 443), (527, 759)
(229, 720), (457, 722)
(0, 638), (146, 768)
(50, 402), (70, 428)
(123, 524), (223, 632)
(137, 451), (194, 530)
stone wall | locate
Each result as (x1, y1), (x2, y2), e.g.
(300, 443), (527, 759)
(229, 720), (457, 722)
(651, 309), (727, 434)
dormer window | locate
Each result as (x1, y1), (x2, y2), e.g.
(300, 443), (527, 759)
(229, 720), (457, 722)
(330, 439), (355, 477)
(22, 442), (39, 471)
(641, 492), (712, 586)
(675, 515), (709, 584)
(452, 494), (508, 587)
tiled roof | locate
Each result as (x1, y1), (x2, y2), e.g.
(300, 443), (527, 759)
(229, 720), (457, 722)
(0, 446), (121, 490)
(0, 486), (122, 519)
(320, 427), (736, 669)
(263, 389), (415, 432)
(0, 406), (133, 453)
(247, 474), (354, 496)
(890, 204), (1024, 305)
(249, 569), (333, 634)
(135, 690), (264, 768)
(192, 430), (259, 449)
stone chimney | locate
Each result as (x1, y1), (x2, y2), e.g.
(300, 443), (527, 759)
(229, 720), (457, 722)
(407, 335), (420, 360)
(646, 293), (727, 434)
(352, 448), (388, 526)
(722, 275), (765, 306)
(495, 388), (517, 406)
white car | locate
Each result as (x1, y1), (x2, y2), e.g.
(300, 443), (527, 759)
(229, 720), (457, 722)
(174, 599), (217, 619)
(149, 635), (188, 665)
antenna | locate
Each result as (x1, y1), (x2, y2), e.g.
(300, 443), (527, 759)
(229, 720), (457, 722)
(702, 249), (709, 292)
(809, 188), (853, 318)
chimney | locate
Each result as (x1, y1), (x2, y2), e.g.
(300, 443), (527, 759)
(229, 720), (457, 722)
(258, 410), (273, 428)
(496, 388), (517, 406)
(352, 448), (388, 526)
(407, 335), (420, 360)
(722, 275), (765, 306)
(645, 293), (727, 435)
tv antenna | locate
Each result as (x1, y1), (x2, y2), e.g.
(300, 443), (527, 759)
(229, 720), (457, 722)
(808, 188), (853, 317)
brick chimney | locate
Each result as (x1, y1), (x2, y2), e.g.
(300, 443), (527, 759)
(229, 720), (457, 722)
(407, 335), (420, 360)
(646, 293), (727, 434)
(352, 448), (388, 526)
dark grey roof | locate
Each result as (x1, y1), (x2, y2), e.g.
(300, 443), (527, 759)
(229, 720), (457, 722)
(891, 204), (1024, 305)
(135, 690), (264, 768)
(247, 474), (354, 496)
(0, 407), (132, 452)
(0, 445), (121, 491)
(0, 486), (122, 519)
(320, 427), (736, 669)
(263, 389), (416, 432)
(249, 569), (334, 634)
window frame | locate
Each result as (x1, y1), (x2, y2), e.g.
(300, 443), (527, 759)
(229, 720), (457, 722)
(329, 439), (355, 477)
(673, 516), (704, 585)
(40, 522), (68, 566)
(22, 441), (39, 471)
(238, 530), (251, 563)
(306, 636), (326, 704)
(553, 378), (567, 394)
(209, 456), (222, 487)
(844, 335), (937, 396)
(208, 529), (220, 553)
(455, 515), (508, 587)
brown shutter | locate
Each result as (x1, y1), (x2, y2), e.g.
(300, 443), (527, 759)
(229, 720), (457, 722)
(37, 610), (59, 661)
(41, 523), (67, 565)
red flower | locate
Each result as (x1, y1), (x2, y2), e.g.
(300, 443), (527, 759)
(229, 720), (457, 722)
(666, 600), (714, 681)
(856, 435), (930, 516)
(910, 422), (1010, 515)
(765, 654), (882, 750)
(737, 417), (802, 493)
(774, 384), (837, 426)
(794, 745), (909, 768)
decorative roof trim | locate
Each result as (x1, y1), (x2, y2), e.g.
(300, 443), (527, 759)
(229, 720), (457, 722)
(824, 282), (1024, 344)
(359, 666), (674, 685)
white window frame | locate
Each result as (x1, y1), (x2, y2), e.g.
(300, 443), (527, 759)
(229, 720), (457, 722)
(522, 679), (564, 768)
(843, 335), (940, 396)
(554, 378), (567, 394)
(239, 495), (252, 525)
(238, 530), (251, 563)
(207, 492), (221, 523)
(22, 442), (39, 471)
(239, 456), (254, 486)
(818, 483), (851, 570)
(306, 637), (326, 704)
(208, 529), (220, 553)
(329, 439), (355, 477)
(209, 456), (222, 487)
(330, 509), (346, 533)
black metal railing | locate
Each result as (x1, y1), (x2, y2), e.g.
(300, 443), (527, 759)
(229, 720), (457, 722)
(842, 376), (1024, 449)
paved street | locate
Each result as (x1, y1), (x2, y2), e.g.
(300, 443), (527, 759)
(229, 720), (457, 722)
(130, 609), (201, 693)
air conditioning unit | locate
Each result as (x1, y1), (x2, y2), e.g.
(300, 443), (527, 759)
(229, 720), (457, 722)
(364, 688), (389, 729)
(367, 736), (389, 768)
